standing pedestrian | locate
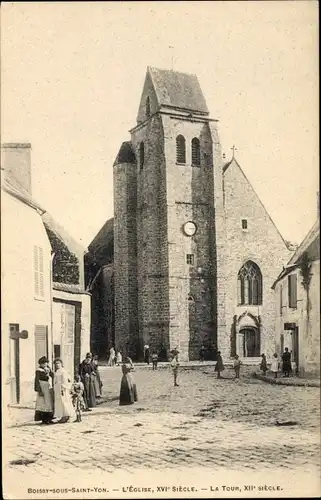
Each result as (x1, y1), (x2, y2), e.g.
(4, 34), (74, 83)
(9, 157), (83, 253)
(71, 374), (85, 422)
(271, 353), (279, 379)
(107, 346), (116, 367)
(144, 344), (150, 365)
(151, 351), (158, 370)
(199, 345), (205, 362)
(92, 355), (103, 399)
(170, 351), (179, 387)
(260, 353), (268, 376)
(116, 350), (122, 366)
(233, 355), (242, 379)
(119, 357), (138, 405)
(214, 351), (225, 379)
(53, 358), (75, 423)
(79, 353), (96, 410)
(282, 348), (292, 377)
(34, 356), (54, 424)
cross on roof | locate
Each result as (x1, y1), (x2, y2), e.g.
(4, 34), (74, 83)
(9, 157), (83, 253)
(231, 145), (237, 158)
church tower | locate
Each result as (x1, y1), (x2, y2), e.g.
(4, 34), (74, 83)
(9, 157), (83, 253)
(114, 67), (226, 361)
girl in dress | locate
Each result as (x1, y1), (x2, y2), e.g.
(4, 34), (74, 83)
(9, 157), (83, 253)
(107, 346), (116, 367)
(215, 351), (225, 379)
(34, 356), (54, 424)
(92, 355), (103, 399)
(271, 353), (279, 379)
(53, 358), (75, 423)
(119, 357), (138, 405)
(71, 374), (86, 422)
(260, 353), (268, 376)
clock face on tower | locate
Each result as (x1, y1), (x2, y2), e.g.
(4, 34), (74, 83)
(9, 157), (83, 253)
(183, 221), (197, 236)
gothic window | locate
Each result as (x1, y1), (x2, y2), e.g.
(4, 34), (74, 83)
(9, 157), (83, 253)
(139, 142), (145, 170)
(146, 96), (151, 118)
(237, 261), (262, 305)
(176, 135), (186, 164)
(191, 137), (201, 166)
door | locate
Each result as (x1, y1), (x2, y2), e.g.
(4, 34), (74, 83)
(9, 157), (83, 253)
(62, 303), (75, 380)
(242, 327), (260, 357)
(292, 327), (299, 372)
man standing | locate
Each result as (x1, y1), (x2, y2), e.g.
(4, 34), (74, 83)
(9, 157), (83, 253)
(170, 351), (180, 387)
(282, 347), (292, 377)
(199, 345), (205, 362)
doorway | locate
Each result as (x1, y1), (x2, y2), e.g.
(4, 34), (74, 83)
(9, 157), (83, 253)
(292, 327), (299, 372)
(241, 327), (260, 357)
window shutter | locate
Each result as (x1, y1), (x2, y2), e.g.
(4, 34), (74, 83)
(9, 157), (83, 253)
(39, 247), (44, 297)
(280, 285), (283, 315)
(35, 325), (48, 368)
(34, 246), (39, 296)
(288, 274), (297, 308)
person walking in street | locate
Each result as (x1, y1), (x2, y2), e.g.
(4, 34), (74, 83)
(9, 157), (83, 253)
(214, 351), (224, 379)
(260, 353), (268, 376)
(71, 374), (85, 422)
(233, 355), (242, 379)
(116, 350), (122, 366)
(79, 353), (96, 410)
(119, 357), (138, 405)
(170, 351), (180, 387)
(34, 356), (54, 424)
(53, 358), (75, 423)
(271, 353), (279, 378)
(107, 346), (116, 367)
(92, 354), (103, 399)
(282, 348), (292, 377)
(144, 344), (150, 365)
(199, 345), (205, 362)
(151, 351), (159, 370)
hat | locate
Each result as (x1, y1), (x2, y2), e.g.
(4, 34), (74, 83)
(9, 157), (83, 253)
(38, 356), (48, 365)
(86, 352), (92, 358)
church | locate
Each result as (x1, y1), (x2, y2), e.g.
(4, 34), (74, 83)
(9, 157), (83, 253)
(86, 66), (291, 362)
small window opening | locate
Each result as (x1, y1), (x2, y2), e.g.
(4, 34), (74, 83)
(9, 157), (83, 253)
(191, 137), (201, 166)
(146, 97), (151, 118)
(186, 254), (194, 265)
(139, 142), (145, 170)
(241, 219), (248, 230)
(176, 135), (186, 164)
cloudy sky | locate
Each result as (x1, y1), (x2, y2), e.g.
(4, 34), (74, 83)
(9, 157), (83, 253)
(2, 1), (318, 248)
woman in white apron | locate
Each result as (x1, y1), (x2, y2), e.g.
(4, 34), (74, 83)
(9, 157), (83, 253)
(53, 358), (75, 423)
(34, 356), (54, 424)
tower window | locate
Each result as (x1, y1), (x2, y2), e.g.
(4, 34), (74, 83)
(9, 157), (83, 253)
(146, 96), (151, 118)
(237, 261), (262, 305)
(176, 135), (186, 164)
(186, 254), (194, 265)
(241, 219), (248, 230)
(191, 137), (201, 166)
(139, 142), (145, 170)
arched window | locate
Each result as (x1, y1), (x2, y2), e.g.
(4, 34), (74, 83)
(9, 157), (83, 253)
(191, 137), (201, 166)
(146, 96), (151, 118)
(237, 261), (262, 305)
(139, 142), (145, 169)
(176, 135), (186, 164)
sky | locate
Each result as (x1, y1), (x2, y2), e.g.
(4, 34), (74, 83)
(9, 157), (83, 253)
(1, 1), (319, 249)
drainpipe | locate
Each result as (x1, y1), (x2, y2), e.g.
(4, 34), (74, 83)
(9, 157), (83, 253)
(49, 252), (55, 367)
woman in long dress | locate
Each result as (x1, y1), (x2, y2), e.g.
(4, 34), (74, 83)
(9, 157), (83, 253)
(34, 356), (54, 424)
(92, 355), (103, 399)
(107, 346), (116, 367)
(53, 358), (75, 423)
(79, 353), (96, 409)
(119, 357), (138, 406)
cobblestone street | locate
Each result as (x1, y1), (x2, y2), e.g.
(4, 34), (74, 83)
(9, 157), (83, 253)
(3, 365), (320, 498)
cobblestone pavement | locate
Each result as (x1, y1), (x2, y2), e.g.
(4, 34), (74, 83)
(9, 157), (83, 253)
(3, 365), (320, 496)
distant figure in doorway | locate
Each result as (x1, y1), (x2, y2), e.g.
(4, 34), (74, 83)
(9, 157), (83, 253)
(79, 353), (96, 409)
(53, 358), (75, 423)
(233, 355), (242, 379)
(119, 357), (138, 405)
(282, 348), (292, 377)
(199, 345), (205, 362)
(170, 351), (180, 387)
(107, 346), (116, 367)
(116, 350), (122, 366)
(92, 355), (103, 399)
(260, 353), (268, 376)
(271, 353), (279, 378)
(144, 344), (150, 365)
(71, 374), (85, 422)
(151, 351), (159, 370)
(214, 351), (224, 378)
(34, 356), (54, 424)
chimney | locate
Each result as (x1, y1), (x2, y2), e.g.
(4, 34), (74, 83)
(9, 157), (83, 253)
(1, 143), (32, 194)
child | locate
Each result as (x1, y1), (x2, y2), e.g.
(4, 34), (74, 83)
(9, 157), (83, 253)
(151, 351), (159, 370)
(233, 355), (242, 379)
(170, 352), (179, 387)
(271, 353), (279, 379)
(71, 374), (85, 422)
(215, 351), (225, 379)
(260, 353), (268, 376)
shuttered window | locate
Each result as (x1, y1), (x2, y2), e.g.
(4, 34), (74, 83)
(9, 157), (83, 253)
(288, 274), (297, 308)
(35, 325), (48, 368)
(176, 135), (186, 164)
(191, 137), (201, 166)
(280, 285), (283, 316)
(34, 246), (44, 298)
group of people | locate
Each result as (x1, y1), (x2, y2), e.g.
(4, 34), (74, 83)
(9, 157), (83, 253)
(107, 346), (123, 367)
(34, 352), (103, 425)
(260, 348), (293, 378)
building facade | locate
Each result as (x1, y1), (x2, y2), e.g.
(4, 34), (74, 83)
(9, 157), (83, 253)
(273, 220), (320, 375)
(88, 67), (292, 362)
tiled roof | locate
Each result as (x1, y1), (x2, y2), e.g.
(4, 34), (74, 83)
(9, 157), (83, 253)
(41, 212), (86, 257)
(148, 67), (209, 114)
(53, 282), (90, 295)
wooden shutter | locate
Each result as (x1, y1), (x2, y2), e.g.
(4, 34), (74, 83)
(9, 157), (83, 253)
(288, 274), (297, 308)
(34, 246), (39, 296)
(280, 285), (283, 316)
(35, 325), (48, 367)
(34, 246), (44, 298)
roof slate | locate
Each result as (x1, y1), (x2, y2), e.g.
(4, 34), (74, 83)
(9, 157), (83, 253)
(148, 67), (209, 114)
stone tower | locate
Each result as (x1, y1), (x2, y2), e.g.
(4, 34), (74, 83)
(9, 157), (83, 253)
(114, 67), (226, 361)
